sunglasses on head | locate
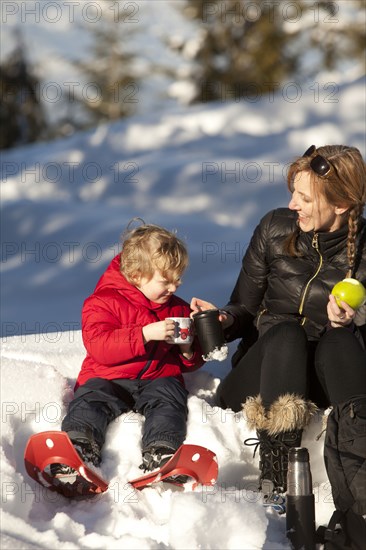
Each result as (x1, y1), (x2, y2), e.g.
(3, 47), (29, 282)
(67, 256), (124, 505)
(303, 144), (332, 177)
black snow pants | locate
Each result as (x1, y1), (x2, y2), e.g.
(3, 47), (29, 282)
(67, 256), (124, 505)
(62, 376), (189, 452)
(216, 321), (366, 549)
(216, 322), (366, 411)
(319, 395), (366, 550)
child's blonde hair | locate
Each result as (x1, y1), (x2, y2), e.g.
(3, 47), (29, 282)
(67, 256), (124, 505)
(120, 222), (188, 284)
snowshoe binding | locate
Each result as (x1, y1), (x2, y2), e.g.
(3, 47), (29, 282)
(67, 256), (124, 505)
(24, 431), (108, 498)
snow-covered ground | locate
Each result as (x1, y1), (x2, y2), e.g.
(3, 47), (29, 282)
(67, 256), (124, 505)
(1, 62), (365, 547)
(1, 331), (331, 550)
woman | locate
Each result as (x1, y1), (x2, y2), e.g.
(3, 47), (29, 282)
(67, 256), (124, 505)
(191, 145), (366, 543)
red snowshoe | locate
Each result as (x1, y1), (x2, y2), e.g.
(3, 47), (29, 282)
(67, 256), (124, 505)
(24, 431), (108, 498)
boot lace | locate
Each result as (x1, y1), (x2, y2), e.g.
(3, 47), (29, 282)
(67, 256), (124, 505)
(50, 438), (101, 481)
(139, 447), (189, 485)
(244, 435), (291, 493)
(140, 447), (175, 472)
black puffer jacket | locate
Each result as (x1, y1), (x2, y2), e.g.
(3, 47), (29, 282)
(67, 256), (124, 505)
(224, 208), (366, 347)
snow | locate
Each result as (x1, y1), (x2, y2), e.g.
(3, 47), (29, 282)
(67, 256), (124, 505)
(1, 331), (332, 549)
(1, 51), (365, 549)
(202, 345), (229, 362)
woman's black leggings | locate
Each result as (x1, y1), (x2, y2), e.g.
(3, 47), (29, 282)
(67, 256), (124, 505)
(217, 322), (366, 412)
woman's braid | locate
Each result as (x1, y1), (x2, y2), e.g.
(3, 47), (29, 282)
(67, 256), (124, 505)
(346, 205), (362, 277)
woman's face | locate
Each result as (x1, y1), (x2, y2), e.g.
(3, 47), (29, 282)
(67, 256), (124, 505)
(288, 171), (347, 232)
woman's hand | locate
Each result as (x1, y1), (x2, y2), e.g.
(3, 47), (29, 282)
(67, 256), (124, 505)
(327, 294), (356, 328)
(190, 297), (234, 329)
(190, 297), (217, 314)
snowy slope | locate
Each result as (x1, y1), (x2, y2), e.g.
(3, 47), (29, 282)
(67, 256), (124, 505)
(1, 331), (331, 550)
(1, 70), (365, 548)
(2, 70), (365, 335)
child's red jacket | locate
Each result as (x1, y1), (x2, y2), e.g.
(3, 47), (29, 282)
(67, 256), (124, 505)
(76, 255), (204, 388)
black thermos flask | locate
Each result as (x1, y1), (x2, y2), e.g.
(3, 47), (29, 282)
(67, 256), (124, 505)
(286, 447), (316, 550)
(192, 309), (225, 357)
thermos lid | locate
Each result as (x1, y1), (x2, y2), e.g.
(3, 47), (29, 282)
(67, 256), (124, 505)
(192, 309), (220, 319)
(288, 447), (309, 462)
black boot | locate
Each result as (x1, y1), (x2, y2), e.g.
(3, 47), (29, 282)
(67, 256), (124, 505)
(139, 445), (189, 485)
(256, 429), (302, 493)
(139, 445), (176, 472)
(243, 393), (317, 511)
(50, 429), (101, 480)
(245, 429), (302, 513)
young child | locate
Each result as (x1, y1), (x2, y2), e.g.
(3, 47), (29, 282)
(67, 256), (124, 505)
(54, 223), (204, 478)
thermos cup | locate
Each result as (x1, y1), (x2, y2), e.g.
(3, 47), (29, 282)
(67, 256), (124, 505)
(286, 447), (316, 550)
(192, 309), (228, 361)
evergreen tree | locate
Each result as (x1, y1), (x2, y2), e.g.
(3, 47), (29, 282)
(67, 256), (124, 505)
(171, 0), (365, 103)
(0, 32), (47, 149)
(308, 0), (366, 71)
(63, 1), (140, 129)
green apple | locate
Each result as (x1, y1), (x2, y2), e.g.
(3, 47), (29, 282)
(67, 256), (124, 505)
(331, 278), (366, 310)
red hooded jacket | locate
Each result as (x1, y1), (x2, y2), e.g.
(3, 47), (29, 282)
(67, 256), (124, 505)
(76, 255), (204, 388)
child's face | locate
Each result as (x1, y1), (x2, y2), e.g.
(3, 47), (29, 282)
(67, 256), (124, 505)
(136, 270), (182, 304)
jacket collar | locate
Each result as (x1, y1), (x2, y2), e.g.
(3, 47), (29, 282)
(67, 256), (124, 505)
(300, 217), (365, 260)
(94, 254), (173, 311)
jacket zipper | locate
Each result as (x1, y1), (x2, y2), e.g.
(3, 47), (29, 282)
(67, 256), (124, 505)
(256, 308), (267, 329)
(298, 233), (323, 322)
(137, 341), (159, 379)
(137, 310), (161, 379)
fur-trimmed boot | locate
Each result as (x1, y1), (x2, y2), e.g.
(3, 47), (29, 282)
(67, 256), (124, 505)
(243, 394), (317, 500)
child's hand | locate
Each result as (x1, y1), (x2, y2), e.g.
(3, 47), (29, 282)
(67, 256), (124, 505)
(142, 319), (175, 344)
(178, 343), (194, 360)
